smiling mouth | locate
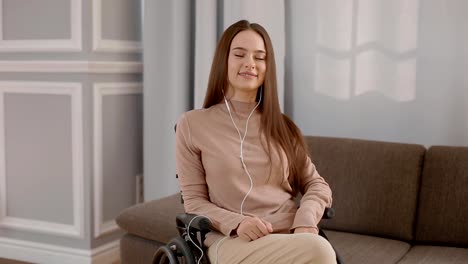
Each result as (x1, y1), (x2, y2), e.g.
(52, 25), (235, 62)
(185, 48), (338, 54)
(239, 72), (257, 78)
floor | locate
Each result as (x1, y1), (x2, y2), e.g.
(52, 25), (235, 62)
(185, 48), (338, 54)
(0, 258), (32, 264)
(0, 258), (120, 264)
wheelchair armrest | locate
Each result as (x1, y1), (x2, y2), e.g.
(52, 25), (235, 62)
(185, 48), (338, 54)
(322, 207), (335, 219)
(176, 213), (212, 232)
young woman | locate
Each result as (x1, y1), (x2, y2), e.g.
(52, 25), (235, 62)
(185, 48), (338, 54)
(176, 20), (336, 264)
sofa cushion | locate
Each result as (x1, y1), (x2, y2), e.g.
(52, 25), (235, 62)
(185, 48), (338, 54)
(306, 136), (425, 241)
(324, 230), (411, 264)
(397, 246), (468, 264)
(116, 193), (184, 244)
(415, 146), (468, 247)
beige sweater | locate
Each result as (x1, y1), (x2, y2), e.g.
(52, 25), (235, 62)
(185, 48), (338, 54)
(175, 100), (332, 246)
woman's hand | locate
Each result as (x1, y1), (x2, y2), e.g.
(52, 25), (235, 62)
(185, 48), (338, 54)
(236, 216), (273, 241)
(294, 227), (318, 234)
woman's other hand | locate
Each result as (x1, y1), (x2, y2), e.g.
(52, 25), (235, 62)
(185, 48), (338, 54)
(236, 216), (273, 241)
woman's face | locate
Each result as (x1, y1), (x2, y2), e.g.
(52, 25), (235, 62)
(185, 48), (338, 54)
(226, 30), (266, 102)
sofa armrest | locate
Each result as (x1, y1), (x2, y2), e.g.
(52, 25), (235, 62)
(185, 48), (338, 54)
(116, 193), (184, 244)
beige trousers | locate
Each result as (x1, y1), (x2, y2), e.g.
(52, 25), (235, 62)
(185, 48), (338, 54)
(207, 233), (336, 264)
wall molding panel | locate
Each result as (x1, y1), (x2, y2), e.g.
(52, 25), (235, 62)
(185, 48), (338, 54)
(0, 237), (119, 264)
(93, 82), (142, 238)
(92, 0), (142, 53)
(0, 0), (82, 52)
(0, 81), (84, 238)
(0, 60), (143, 74)
(0, 1), (143, 262)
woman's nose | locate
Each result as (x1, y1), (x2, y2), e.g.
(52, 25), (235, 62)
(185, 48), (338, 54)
(244, 56), (255, 69)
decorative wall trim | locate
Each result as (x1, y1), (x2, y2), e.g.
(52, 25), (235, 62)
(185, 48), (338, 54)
(91, 240), (121, 264)
(0, 237), (120, 264)
(0, 0), (82, 52)
(0, 81), (84, 238)
(0, 217), (81, 238)
(92, 0), (142, 53)
(93, 82), (143, 238)
(0, 61), (143, 73)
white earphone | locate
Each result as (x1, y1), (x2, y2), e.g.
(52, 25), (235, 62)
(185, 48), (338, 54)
(189, 88), (263, 264)
(223, 87), (262, 216)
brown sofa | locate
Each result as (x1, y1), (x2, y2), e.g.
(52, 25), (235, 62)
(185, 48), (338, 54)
(116, 136), (468, 263)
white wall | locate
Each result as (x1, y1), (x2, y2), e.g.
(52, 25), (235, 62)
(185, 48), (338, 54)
(286, 0), (468, 147)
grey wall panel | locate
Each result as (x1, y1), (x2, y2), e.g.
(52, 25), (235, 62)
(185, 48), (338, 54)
(101, 0), (142, 41)
(0, 52), (142, 61)
(0, 0), (143, 259)
(102, 94), (142, 222)
(3, 0), (71, 40)
(0, 0), (141, 61)
(0, 73), (143, 83)
(4, 93), (74, 225)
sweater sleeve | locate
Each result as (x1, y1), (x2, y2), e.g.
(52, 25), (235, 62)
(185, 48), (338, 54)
(291, 156), (332, 233)
(175, 113), (247, 236)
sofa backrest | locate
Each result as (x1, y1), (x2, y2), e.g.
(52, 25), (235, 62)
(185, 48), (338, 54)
(305, 136), (425, 241)
(415, 146), (468, 247)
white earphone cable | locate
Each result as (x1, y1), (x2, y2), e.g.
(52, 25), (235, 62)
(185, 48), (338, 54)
(224, 88), (262, 216)
(204, 88), (263, 264)
(186, 215), (212, 264)
(214, 236), (229, 264)
(186, 95), (261, 264)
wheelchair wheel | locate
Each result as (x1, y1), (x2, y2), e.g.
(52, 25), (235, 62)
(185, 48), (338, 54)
(168, 236), (196, 264)
(152, 245), (178, 264)
(152, 236), (197, 264)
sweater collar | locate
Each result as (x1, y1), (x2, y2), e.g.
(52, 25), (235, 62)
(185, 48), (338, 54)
(224, 99), (260, 117)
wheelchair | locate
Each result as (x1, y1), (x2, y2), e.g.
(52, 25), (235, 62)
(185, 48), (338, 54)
(152, 208), (343, 264)
(158, 125), (343, 263)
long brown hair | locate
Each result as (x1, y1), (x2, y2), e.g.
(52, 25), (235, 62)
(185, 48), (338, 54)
(203, 20), (308, 194)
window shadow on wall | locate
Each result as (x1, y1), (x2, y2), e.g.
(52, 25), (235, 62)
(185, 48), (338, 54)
(314, 0), (419, 102)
